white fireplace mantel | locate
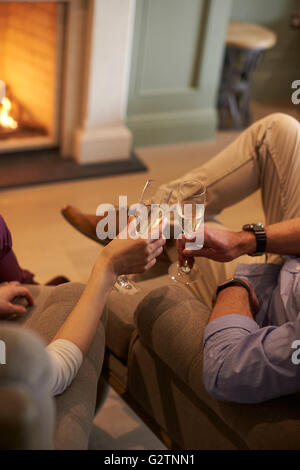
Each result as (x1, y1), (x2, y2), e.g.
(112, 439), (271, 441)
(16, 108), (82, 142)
(62, 0), (135, 164)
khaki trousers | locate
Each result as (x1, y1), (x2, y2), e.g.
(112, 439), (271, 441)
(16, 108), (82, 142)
(161, 113), (300, 308)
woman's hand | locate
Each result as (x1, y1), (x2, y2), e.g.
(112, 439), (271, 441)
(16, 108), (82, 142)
(177, 225), (256, 265)
(0, 281), (34, 316)
(100, 217), (166, 277)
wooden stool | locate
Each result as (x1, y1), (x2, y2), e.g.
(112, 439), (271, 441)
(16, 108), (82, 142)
(218, 22), (277, 130)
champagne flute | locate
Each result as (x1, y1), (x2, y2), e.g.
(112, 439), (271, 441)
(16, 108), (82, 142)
(135, 179), (173, 236)
(114, 179), (172, 294)
(168, 179), (206, 285)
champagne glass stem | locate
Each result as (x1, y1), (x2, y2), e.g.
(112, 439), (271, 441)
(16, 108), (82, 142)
(116, 275), (130, 288)
(180, 259), (191, 274)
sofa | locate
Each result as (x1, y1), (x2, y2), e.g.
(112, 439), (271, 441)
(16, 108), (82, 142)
(2, 254), (300, 449)
(103, 268), (300, 450)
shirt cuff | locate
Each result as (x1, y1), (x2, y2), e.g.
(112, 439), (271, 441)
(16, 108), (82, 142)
(203, 314), (259, 345)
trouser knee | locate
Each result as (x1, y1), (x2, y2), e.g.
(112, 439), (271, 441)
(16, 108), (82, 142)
(263, 112), (300, 140)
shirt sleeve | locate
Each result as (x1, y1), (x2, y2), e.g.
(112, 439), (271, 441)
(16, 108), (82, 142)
(203, 313), (300, 403)
(46, 339), (83, 396)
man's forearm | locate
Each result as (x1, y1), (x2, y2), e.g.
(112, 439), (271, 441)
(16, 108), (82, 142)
(239, 218), (300, 256)
(209, 286), (254, 323)
(265, 218), (300, 255)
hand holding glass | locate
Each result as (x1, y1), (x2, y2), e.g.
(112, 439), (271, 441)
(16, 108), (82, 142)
(114, 179), (172, 294)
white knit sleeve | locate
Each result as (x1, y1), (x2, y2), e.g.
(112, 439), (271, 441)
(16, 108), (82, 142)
(46, 339), (83, 396)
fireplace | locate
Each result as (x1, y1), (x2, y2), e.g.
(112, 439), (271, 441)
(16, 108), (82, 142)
(0, 0), (135, 166)
(0, 1), (63, 153)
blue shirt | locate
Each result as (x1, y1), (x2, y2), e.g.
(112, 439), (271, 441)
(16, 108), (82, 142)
(202, 257), (300, 403)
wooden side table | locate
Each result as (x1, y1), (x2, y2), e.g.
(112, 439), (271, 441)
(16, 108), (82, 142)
(218, 22), (277, 130)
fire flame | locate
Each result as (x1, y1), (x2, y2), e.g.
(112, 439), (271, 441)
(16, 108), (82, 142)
(0, 96), (18, 130)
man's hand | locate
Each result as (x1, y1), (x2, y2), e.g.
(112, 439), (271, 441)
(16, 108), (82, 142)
(0, 281), (34, 316)
(177, 225), (256, 265)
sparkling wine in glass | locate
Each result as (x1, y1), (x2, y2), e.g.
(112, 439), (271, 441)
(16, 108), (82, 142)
(168, 179), (206, 284)
(114, 179), (172, 294)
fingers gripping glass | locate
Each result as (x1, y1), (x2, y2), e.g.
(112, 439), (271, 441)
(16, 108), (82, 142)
(168, 179), (206, 285)
(114, 179), (173, 295)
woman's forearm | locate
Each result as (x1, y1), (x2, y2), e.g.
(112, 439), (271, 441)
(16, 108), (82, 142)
(52, 255), (116, 356)
(50, 223), (165, 357)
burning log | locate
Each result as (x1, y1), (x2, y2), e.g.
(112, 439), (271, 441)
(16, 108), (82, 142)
(0, 83), (47, 140)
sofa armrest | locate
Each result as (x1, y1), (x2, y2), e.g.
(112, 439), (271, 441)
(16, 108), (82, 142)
(134, 284), (211, 397)
(0, 323), (55, 449)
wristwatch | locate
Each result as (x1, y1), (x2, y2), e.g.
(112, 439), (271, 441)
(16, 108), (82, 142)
(242, 222), (267, 256)
(212, 278), (252, 308)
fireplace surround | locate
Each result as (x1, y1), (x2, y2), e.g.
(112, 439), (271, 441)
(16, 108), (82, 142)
(0, 0), (135, 166)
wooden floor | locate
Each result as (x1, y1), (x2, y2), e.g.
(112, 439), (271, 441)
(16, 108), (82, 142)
(0, 101), (299, 449)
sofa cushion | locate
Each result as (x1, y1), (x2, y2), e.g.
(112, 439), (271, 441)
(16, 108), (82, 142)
(134, 284), (211, 399)
(105, 274), (178, 361)
(14, 282), (106, 450)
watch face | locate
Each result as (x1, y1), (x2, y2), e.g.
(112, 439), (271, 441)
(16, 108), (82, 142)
(243, 224), (253, 231)
(243, 223), (264, 231)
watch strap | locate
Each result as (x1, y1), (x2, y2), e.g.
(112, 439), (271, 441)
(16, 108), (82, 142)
(215, 278), (251, 299)
(213, 278), (257, 315)
(243, 223), (266, 256)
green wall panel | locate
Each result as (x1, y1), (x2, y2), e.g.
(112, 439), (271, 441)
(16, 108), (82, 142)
(139, 0), (205, 92)
(127, 0), (232, 147)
